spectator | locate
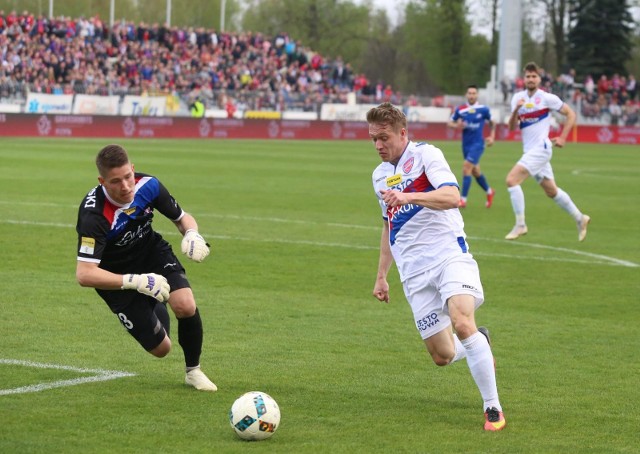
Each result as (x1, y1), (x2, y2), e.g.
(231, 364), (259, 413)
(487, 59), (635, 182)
(0, 9), (391, 113)
(627, 74), (637, 101)
(608, 97), (622, 125)
(621, 100), (638, 126)
(596, 74), (609, 96)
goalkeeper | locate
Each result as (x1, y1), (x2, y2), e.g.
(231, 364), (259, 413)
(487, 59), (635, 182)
(75, 144), (217, 391)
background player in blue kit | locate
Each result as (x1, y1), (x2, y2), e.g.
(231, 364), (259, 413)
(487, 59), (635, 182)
(75, 144), (217, 391)
(448, 85), (496, 208)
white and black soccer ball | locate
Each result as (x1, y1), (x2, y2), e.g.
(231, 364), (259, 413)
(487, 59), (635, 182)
(229, 391), (280, 441)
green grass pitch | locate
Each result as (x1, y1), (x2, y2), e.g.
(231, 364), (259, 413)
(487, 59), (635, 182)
(0, 137), (638, 453)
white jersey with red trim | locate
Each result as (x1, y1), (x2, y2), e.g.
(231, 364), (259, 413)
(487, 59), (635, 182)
(372, 141), (470, 282)
(511, 89), (564, 151)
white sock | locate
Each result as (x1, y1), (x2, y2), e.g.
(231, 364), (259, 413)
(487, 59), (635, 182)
(553, 188), (582, 221)
(462, 332), (501, 411)
(507, 185), (526, 225)
(451, 334), (467, 363)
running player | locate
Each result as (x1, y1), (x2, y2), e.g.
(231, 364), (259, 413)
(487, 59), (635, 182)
(367, 102), (506, 431)
(506, 62), (590, 241)
(75, 144), (217, 391)
(448, 85), (496, 208)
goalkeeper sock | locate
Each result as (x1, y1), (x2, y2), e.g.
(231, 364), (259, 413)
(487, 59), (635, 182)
(153, 302), (171, 337)
(178, 308), (203, 369)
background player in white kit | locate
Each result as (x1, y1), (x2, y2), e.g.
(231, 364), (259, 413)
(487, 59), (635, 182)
(367, 102), (506, 431)
(505, 61), (590, 241)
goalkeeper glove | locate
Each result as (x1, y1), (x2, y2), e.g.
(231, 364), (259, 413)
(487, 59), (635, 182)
(181, 229), (210, 262)
(122, 273), (170, 303)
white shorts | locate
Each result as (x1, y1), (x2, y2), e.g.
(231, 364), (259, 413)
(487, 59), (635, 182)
(402, 254), (484, 340)
(518, 141), (555, 183)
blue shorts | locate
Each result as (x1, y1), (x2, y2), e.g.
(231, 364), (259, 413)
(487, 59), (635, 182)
(463, 146), (485, 165)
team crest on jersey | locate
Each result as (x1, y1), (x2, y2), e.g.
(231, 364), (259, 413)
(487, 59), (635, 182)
(80, 237), (95, 254)
(386, 174), (402, 187)
(534, 96), (541, 104)
(402, 157), (414, 174)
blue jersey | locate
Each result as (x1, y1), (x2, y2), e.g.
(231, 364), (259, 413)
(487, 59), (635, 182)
(450, 103), (492, 153)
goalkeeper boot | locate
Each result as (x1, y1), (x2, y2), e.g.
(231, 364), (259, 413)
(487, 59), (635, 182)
(185, 367), (217, 392)
(484, 407), (506, 431)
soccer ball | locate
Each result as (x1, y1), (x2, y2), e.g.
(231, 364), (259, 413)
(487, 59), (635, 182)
(229, 391), (281, 441)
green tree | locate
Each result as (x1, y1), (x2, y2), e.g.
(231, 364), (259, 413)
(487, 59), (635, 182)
(397, 0), (492, 95)
(136, 0), (241, 30)
(541, 0), (570, 72)
(242, 0), (371, 69)
(567, 0), (635, 77)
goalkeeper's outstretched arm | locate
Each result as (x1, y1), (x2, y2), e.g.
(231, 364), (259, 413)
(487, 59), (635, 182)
(76, 261), (170, 303)
(76, 260), (126, 290)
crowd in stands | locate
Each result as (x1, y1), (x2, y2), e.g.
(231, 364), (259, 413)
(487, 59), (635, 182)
(2, 9), (638, 125)
(0, 10), (406, 114)
(501, 67), (639, 127)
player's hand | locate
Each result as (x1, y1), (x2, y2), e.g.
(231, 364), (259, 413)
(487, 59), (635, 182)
(373, 279), (390, 303)
(181, 229), (210, 262)
(485, 136), (495, 147)
(551, 137), (566, 147)
(122, 273), (170, 302)
(379, 189), (408, 208)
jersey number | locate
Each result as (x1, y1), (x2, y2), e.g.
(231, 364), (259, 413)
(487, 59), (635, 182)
(118, 313), (134, 330)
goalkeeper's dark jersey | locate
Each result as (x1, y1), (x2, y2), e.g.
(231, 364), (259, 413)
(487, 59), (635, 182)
(76, 173), (184, 273)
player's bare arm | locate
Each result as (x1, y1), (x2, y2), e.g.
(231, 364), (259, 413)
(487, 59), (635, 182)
(551, 103), (576, 148)
(379, 185), (460, 210)
(486, 120), (496, 146)
(76, 261), (169, 302)
(373, 221), (393, 303)
(508, 98), (525, 131)
(76, 260), (126, 289)
(173, 211), (199, 235)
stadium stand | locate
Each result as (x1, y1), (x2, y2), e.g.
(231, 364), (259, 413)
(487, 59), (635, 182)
(0, 10), (407, 115)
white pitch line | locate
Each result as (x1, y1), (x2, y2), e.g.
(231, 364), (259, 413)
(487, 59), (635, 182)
(0, 359), (136, 396)
(1, 218), (637, 268)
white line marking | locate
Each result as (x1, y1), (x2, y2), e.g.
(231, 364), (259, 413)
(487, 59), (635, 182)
(0, 359), (136, 396)
(2, 217), (637, 268)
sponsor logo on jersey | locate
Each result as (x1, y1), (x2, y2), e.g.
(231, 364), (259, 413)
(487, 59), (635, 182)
(80, 237), (95, 255)
(402, 157), (414, 174)
(123, 207), (136, 215)
(115, 219), (152, 247)
(524, 103), (534, 109)
(386, 174), (402, 187)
